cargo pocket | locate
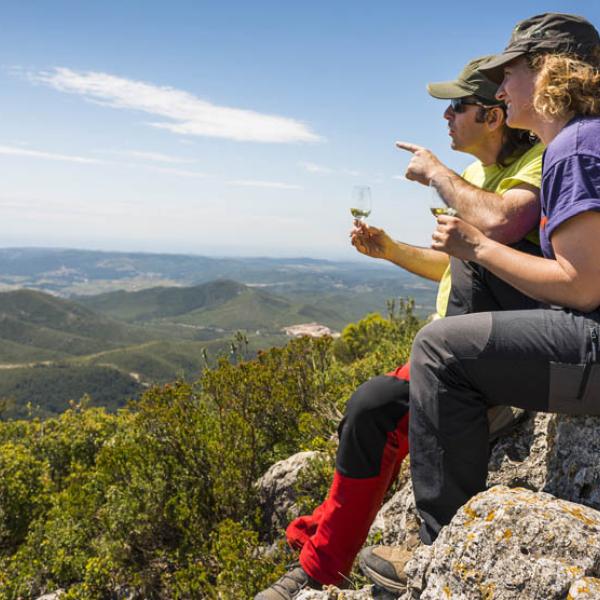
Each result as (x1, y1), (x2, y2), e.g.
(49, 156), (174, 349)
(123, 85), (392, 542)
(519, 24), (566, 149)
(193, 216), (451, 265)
(548, 363), (600, 416)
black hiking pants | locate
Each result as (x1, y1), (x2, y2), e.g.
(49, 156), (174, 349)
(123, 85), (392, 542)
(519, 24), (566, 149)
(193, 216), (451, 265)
(409, 307), (600, 544)
(337, 239), (544, 476)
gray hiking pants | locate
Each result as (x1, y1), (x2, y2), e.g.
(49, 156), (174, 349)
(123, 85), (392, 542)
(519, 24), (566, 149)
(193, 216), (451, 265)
(409, 307), (600, 544)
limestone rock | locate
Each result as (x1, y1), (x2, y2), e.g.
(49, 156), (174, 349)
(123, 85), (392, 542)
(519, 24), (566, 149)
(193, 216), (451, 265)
(369, 480), (419, 547)
(568, 577), (600, 599)
(256, 450), (322, 532)
(488, 413), (600, 511)
(402, 486), (600, 600)
(35, 592), (64, 600)
(296, 585), (395, 599)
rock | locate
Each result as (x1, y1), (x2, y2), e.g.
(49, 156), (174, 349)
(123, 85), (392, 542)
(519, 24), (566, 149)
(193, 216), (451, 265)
(261, 414), (600, 599)
(256, 450), (322, 532)
(568, 577), (600, 598)
(296, 585), (395, 599)
(35, 592), (64, 600)
(488, 413), (600, 511)
(369, 479), (419, 547)
(402, 486), (600, 600)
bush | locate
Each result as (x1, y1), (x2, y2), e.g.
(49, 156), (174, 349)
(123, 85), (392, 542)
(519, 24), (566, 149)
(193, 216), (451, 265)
(0, 303), (424, 598)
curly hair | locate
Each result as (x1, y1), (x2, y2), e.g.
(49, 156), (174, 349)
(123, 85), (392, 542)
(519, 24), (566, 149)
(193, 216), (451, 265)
(527, 46), (600, 119)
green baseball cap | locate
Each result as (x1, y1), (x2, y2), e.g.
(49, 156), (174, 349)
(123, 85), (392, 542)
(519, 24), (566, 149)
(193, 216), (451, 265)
(481, 12), (600, 83)
(427, 55), (501, 102)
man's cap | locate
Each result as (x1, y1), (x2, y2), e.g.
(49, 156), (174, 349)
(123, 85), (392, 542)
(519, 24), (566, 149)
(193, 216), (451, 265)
(427, 55), (501, 102)
(481, 13), (600, 82)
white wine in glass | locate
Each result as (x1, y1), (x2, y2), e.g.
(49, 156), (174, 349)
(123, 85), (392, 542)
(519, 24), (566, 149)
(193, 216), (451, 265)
(350, 186), (372, 221)
(429, 177), (457, 217)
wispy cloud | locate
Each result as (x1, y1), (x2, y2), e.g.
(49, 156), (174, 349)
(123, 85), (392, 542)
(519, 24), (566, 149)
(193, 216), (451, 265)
(300, 161), (334, 174)
(107, 149), (196, 164)
(299, 161), (361, 177)
(31, 67), (323, 144)
(228, 180), (302, 190)
(149, 166), (206, 178)
(0, 144), (101, 164)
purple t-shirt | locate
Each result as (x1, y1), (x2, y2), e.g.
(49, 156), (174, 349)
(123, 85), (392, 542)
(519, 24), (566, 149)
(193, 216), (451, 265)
(540, 116), (600, 258)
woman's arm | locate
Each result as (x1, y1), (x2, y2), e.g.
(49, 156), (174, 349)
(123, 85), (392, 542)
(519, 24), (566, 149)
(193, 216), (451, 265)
(432, 211), (600, 312)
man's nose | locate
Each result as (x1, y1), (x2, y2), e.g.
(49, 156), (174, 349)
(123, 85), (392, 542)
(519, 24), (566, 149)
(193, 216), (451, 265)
(443, 105), (454, 121)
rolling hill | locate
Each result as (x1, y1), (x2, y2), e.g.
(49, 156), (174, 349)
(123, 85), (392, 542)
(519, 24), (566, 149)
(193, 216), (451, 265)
(0, 283), (335, 417)
(76, 279), (350, 331)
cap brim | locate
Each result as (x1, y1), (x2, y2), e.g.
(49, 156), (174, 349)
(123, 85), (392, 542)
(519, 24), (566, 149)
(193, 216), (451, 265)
(426, 81), (476, 99)
(479, 51), (527, 83)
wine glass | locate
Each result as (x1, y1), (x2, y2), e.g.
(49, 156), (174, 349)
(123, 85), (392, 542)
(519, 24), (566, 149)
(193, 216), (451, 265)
(350, 185), (372, 222)
(429, 177), (457, 217)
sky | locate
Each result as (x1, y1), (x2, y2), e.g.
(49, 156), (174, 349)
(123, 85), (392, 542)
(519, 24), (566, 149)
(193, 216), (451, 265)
(2, 1), (598, 260)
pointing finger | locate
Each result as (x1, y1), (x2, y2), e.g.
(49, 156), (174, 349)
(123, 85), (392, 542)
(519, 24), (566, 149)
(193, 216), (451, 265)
(395, 141), (425, 153)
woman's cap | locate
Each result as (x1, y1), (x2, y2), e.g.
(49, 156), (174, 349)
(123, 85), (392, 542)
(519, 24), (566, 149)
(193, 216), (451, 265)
(481, 13), (600, 82)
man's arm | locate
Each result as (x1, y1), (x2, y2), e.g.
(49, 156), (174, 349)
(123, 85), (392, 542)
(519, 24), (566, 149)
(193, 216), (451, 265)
(434, 174), (540, 244)
(351, 222), (449, 282)
(396, 142), (541, 245)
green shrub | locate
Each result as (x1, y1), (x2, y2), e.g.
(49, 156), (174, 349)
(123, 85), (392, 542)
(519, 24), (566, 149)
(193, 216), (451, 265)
(0, 303), (424, 598)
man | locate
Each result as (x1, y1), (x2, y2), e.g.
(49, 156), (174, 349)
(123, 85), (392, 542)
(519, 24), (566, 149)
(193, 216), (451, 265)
(256, 56), (543, 600)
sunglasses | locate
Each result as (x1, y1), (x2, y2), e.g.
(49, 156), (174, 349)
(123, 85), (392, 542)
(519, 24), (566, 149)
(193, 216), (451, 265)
(450, 98), (503, 113)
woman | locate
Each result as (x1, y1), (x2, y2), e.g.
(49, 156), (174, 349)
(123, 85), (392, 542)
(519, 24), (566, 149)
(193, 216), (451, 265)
(360, 11), (600, 594)
(415, 12), (600, 545)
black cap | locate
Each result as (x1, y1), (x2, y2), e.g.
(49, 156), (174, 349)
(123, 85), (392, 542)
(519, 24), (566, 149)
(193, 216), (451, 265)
(427, 55), (501, 102)
(481, 13), (600, 82)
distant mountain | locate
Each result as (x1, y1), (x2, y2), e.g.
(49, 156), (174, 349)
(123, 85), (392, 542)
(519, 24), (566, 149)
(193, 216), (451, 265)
(76, 279), (349, 331)
(0, 248), (439, 418)
(77, 279), (248, 322)
(0, 284), (331, 417)
(0, 289), (153, 358)
(0, 248), (437, 318)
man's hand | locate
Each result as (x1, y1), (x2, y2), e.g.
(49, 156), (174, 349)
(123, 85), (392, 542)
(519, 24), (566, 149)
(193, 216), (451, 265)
(431, 214), (489, 261)
(396, 141), (447, 186)
(350, 220), (393, 260)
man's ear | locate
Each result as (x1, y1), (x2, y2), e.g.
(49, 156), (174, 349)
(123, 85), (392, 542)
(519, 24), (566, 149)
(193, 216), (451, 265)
(486, 107), (505, 131)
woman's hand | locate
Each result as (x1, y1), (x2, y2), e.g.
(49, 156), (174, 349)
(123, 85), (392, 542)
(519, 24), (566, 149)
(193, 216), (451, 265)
(350, 220), (393, 260)
(431, 215), (489, 261)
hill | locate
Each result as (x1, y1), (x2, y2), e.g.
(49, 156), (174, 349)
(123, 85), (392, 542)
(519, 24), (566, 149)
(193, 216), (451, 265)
(0, 248), (438, 317)
(0, 289), (153, 354)
(78, 279), (351, 331)
(0, 285), (322, 416)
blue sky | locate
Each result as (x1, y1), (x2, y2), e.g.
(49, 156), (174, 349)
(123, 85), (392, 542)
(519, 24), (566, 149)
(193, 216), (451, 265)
(2, 1), (598, 259)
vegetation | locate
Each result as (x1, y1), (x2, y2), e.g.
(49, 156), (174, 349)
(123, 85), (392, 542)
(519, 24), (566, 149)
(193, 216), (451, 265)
(0, 302), (423, 599)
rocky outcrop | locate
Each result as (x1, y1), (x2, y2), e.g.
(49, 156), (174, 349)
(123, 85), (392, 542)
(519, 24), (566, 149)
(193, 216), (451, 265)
(568, 577), (600, 599)
(256, 450), (322, 532)
(488, 413), (600, 510)
(402, 486), (600, 599)
(280, 413), (600, 599)
(296, 586), (395, 599)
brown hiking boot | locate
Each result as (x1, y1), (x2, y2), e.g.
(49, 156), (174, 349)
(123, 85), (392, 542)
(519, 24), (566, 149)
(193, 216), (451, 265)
(358, 533), (420, 593)
(254, 564), (322, 599)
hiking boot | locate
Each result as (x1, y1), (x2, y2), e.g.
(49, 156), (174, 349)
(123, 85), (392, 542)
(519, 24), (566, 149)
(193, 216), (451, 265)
(254, 564), (322, 599)
(488, 406), (528, 442)
(358, 534), (420, 593)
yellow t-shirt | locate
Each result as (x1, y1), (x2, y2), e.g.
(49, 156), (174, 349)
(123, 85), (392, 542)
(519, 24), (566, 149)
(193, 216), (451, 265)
(435, 142), (545, 318)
